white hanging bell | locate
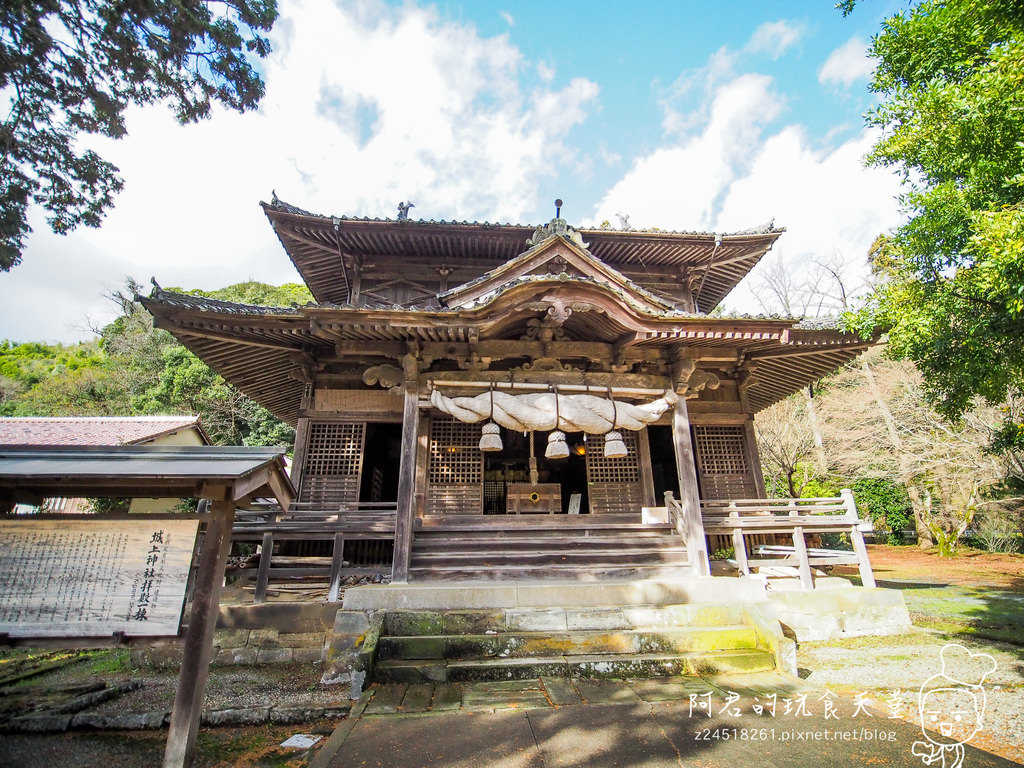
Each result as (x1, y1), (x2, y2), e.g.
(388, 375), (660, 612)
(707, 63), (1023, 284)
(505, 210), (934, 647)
(604, 430), (628, 458)
(545, 430), (570, 459)
(479, 421), (503, 452)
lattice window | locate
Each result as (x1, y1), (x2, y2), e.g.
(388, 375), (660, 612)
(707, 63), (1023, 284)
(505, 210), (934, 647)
(427, 417), (483, 515)
(585, 432), (642, 514)
(300, 422), (365, 505)
(692, 425), (755, 500)
(428, 418), (483, 484)
(585, 432), (640, 483)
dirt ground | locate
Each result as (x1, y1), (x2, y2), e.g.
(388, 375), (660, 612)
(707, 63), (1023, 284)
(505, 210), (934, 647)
(847, 544), (1024, 592)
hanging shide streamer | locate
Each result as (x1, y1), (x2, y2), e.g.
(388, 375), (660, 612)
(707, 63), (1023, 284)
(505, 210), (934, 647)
(430, 388), (677, 433)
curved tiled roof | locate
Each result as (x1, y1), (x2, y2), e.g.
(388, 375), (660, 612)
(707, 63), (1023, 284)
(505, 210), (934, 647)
(261, 198), (782, 312)
(0, 416), (207, 447)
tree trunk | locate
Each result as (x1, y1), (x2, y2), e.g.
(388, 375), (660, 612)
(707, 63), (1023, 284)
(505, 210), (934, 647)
(805, 385), (828, 473)
(906, 483), (935, 548)
(861, 359), (935, 547)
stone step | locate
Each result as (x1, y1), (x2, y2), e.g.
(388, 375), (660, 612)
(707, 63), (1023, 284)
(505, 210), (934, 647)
(381, 604), (752, 636)
(377, 627), (760, 661)
(374, 648), (775, 683)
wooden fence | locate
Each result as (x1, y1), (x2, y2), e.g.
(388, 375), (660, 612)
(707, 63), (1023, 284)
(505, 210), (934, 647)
(231, 501), (397, 602)
(699, 489), (876, 590)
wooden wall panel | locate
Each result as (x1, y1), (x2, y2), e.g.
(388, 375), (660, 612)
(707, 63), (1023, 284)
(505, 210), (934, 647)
(691, 425), (757, 500)
(299, 422), (365, 506)
(585, 431), (643, 514)
(314, 389), (403, 415)
(427, 417), (483, 514)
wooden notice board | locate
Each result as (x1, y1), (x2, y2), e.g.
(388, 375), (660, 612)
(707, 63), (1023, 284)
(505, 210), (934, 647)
(0, 519), (199, 638)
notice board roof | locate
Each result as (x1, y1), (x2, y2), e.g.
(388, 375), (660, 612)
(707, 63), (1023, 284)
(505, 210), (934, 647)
(0, 445), (294, 508)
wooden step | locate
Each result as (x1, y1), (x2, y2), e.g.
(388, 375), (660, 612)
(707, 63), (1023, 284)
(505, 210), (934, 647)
(406, 564), (692, 581)
(410, 549), (688, 568)
(417, 517), (675, 532)
(407, 532), (679, 544)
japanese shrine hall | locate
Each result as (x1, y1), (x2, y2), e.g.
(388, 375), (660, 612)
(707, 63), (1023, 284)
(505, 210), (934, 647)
(140, 199), (879, 592)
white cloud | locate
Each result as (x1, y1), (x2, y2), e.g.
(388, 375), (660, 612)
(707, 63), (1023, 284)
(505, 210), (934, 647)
(819, 36), (875, 87)
(594, 74), (784, 232)
(500, 11), (514, 26)
(717, 127), (904, 313)
(537, 61), (555, 82)
(3, 0), (598, 342)
(745, 20), (803, 60)
(659, 46), (738, 137)
(591, 67), (903, 315)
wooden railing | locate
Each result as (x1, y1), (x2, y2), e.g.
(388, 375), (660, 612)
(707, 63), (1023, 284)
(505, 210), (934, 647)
(662, 492), (708, 577)
(699, 489), (875, 590)
(232, 501), (397, 602)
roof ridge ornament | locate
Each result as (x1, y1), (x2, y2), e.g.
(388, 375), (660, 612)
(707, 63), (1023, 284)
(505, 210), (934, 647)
(527, 199), (588, 249)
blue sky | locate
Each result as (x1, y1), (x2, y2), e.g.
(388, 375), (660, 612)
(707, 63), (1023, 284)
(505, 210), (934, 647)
(1, 0), (909, 342)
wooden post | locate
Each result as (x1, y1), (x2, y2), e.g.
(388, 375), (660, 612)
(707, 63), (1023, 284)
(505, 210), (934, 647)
(792, 525), (814, 590)
(290, 417), (312, 498)
(328, 532), (346, 602)
(163, 498), (235, 768)
(391, 355), (420, 583)
(637, 427), (656, 508)
(414, 411), (429, 520)
(842, 488), (877, 588)
(253, 531), (274, 604)
(742, 418), (767, 498)
(671, 393), (710, 577)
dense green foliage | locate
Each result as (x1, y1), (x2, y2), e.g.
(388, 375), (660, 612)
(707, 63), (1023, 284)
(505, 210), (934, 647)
(0, 281), (308, 449)
(1, 0), (278, 270)
(851, 478), (914, 544)
(844, 0), (1024, 427)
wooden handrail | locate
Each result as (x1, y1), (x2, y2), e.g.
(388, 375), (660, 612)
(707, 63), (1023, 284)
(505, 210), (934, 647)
(700, 490), (876, 590)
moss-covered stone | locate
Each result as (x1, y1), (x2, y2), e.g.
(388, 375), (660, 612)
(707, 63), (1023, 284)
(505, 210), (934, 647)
(377, 635), (445, 660)
(442, 610), (505, 635)
(384, 611), (444, 636)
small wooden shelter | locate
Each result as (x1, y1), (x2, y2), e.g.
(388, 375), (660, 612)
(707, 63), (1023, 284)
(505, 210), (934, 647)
(0, 415), (211, 514)
(140, 200), (876, 588)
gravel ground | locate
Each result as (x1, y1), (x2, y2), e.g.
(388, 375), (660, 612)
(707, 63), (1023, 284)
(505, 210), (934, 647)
(799, 627), (1024, 764)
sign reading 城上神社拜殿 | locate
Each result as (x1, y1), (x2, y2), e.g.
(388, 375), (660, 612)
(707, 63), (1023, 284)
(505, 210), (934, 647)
(0, 519), (199, 638)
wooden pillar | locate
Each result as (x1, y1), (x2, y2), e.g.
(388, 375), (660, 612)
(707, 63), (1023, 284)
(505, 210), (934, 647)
(163, 498), (235, 768)
(743, 417), (767, 498)
(391, 355), (420, 583)
(637, 427), (656, 508)
(290, 417), (311, 497)
(672, 395), (711, 577)
(414, 410), (429, 520)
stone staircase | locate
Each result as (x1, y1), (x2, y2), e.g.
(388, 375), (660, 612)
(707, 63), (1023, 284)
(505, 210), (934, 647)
(409, 514), (690, 581)
(370, 604), (777, 684)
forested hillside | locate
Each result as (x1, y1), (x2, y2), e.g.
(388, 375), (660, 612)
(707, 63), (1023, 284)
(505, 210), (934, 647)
(0, 280), (311, 448)
(756, 346), (1023, 555)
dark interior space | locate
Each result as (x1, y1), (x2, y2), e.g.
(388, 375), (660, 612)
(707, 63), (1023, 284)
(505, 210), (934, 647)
(648, 425), (679, 503)
(360, 422), (402, 502)
(483, 429), (589, 514)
